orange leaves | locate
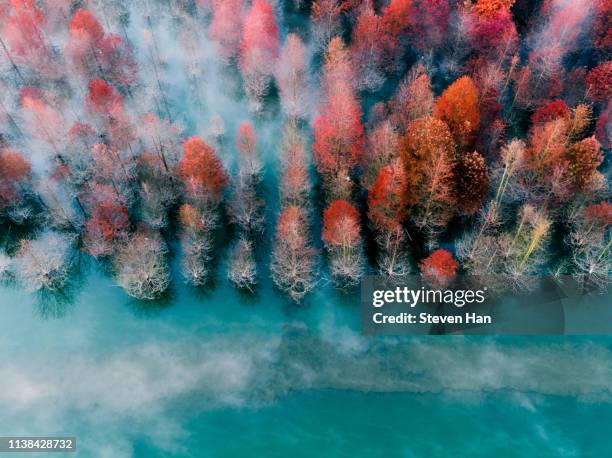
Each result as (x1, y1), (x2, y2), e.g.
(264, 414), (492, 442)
(399, 116), (455, 203)
(322, 200), (361, 248)
(179, 137), (228, 199)
(565, 136), (603, 192)
(434, 76), (480, 150)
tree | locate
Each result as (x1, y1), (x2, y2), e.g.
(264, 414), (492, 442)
(66, 9), (105, 79)
(419, 249), (458, 288)
(531, 99), (570, 126)
(208, 0), (246, 62)
(433, 76), (480, 150)
(399, 117), (456, 236)
(312, 40), (364, 198)
(311, 0), (347, 48)
(388, 64), (434, 131)
(468, 2), (518, 63)
(596, 100), (611, 149)
(114, 231), (170, 300)
(453, 151), (489, 215)
(20, 88), (65, 153)
(361, 120), (400, 189)
(178, 203), (213, 286)
(585, 61), (612, 103)
(137, 152), (180, 229)
(98, 34), (138, 90)
(2, 0), (56, 77)
(367, 160), (410, 276)
(565, 137), (604, 193)
(239, 0), (279, 111)
(83, 200), (130, 258)
(15, 232), (75, 292)
(276, 34), (309, 119)
(271, 205), (316, 301)
(350, 2), (396, 91)
(179, 137), (228, 201)
(228, 238), (257, 291)
(280, 125), (310, 207)
(322, 199), (364, 285)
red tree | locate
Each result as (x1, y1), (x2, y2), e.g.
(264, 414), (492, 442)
(584, 201), (612, 227)
(2, 0), (56, 76)
(585, 61), (612, 103)
(322, 199), (361, 248)
(419, 249), (458, 287)
(86, 79), (123, 115)
(179, 137), (228, 199)
(531, 99), (570, 126)
(208, 0), (246, 62)
(452, 151), (489, 215)
(409, 0), (450, 51)
(67, 9), (105, 78)
(236, 122), (256, 157)
(368, 160), (407, 233)
(83, 200), (130, 257)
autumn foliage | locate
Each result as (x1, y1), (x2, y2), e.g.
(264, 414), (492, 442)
(420, 249), (459, 288)
(179, 137), (228, 199)
(434, 76), (480, 150)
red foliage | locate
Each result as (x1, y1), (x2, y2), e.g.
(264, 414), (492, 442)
(236, 122), (256, 157)
(86, 79), (123, 115)
(433, 76), (480, 150)
(69, 9), (104, 44)
(531, 99), (570, 126)
(350, 2), (398, 90)
(312, 91), (364, 176)
(322, 199), (361, 248)
(208, 0), (246, 62)
(381, 0), (412, 38)
(2, 1), (55, 75)
(179, 137), (228, 199)
(584, 202), (612, 227)
(585, 61), (612, 102)
(368, 160), (407, 233)
(19, 88), (65, 148)
(388, 65), (434, 131)
(419, 249), (458, 286)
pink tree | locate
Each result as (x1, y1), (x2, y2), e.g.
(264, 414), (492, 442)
(239, 0), (279, 111)
(208, 0), (246, 62)
(275, 34), (309, 120)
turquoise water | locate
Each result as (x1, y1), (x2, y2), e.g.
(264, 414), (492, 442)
(1, 261), (611, 457)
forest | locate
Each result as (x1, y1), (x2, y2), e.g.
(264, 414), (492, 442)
(0, 0), (609, 302)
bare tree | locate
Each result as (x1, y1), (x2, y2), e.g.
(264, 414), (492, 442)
(114, 231), (170, 300)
